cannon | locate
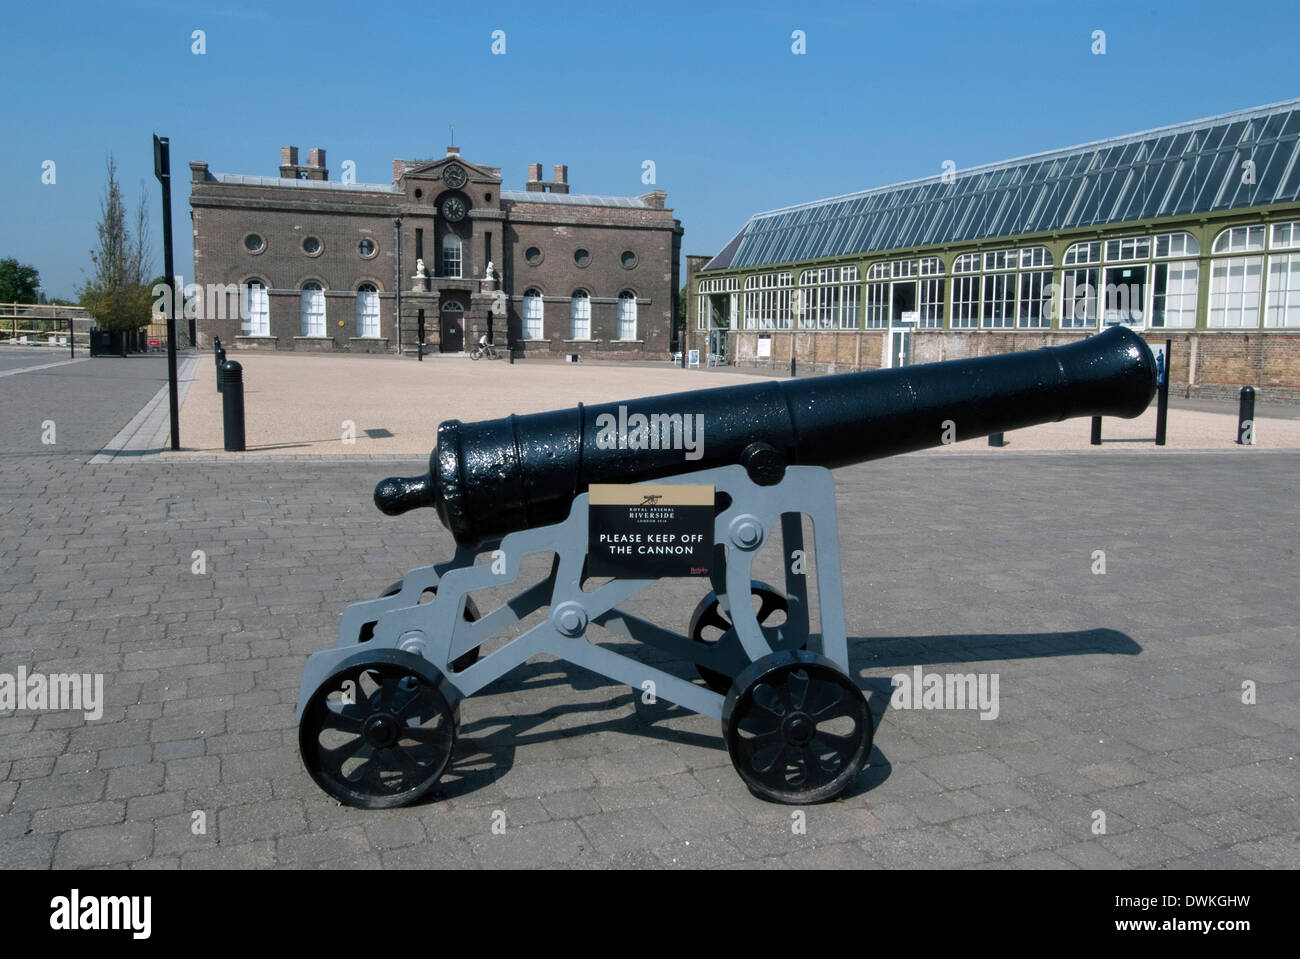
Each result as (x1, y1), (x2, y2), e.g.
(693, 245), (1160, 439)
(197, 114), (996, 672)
(297, 326), (1156, 808)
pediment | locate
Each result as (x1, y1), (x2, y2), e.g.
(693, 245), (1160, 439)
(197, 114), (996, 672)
(401, 156), (501, 184)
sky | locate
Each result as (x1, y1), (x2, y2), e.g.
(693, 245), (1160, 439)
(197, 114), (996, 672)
(1, 0), (1297, 299)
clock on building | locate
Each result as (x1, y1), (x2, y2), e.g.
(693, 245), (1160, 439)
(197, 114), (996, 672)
(441, 197), (467, 222)
(443, 164), (467, 189)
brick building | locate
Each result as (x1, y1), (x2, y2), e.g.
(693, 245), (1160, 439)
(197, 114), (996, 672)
(189, 145), (682, 359)
(687, 100), (1300, 401)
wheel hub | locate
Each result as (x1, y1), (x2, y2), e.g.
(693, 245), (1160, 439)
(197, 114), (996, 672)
(783, 711), (814, 745)
(363, 713), (400, 748)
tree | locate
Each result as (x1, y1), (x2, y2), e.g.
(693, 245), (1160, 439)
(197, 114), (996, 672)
(0, 258), (40, 304)
(79, 155), (154, 332)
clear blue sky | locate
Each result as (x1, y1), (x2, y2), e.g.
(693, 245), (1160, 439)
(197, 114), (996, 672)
(2, 0), (1296, 299)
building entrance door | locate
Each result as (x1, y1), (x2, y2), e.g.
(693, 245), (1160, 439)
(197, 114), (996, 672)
(440, 301), (464, 353)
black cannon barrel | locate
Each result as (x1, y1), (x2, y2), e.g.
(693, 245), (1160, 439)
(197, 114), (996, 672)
(377, 325), (1155, 546)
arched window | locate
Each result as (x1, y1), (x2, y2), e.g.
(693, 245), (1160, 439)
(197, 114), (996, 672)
(523, 288), (543, 339)
(300, 281), (325, 336)
(242, 279), (268, 336)
(617, 291), (637, 340)
(1213, 226), (1265, 254)
(441, 234), (462, 278)
(570, 291), (590, 339)
(1063, 241), (1102, 265)
(356, 283), (379, 337)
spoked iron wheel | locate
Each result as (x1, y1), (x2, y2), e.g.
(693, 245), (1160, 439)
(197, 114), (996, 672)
(723, 650), (873, 804)
(299, 648), (458, 809)
(689, 581), (791, 693)
(379, 581), (481, 673)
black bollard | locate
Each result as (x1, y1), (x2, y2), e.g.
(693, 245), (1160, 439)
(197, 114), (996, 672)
(216, 345), (227, 393)
(988, 432), (1005, 447)
(221, 360), (246, 452)
(1090, 416), (1102, 445)
(790, 356), (796, 378)
(1155, 339), (1171, 446)
(1237, 386), (1256, 445)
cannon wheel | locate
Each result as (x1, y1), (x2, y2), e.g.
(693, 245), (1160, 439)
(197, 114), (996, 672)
(722, 649), (873, 804)
(379, 581), (481, 674)
(299, 648), (458, 809)
(689, 582), (791, 693)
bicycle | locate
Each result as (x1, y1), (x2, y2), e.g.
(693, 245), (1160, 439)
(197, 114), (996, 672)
(469, 343), (501, 360)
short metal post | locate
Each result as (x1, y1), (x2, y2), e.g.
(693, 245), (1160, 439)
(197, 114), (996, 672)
(790, 356), (796, 377)
(221, 360), (246, 452)
(216, 345), (226, 393)
(1237, 386), (1256, 445)
(1090, 416), (1102, 445)
(417, 310), (424, 362)
(988, 432), (1005, 447)
(1155, 339), (1171, 446)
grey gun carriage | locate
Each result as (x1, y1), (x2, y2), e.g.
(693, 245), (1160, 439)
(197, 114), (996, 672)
(296, 325), (1156, 808)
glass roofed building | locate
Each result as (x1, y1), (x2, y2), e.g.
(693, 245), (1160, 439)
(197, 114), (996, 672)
(686, 100), (1300, 400)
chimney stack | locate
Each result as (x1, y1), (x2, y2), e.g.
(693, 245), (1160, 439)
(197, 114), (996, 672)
(551, 164), (569, 194)
(279, 145), (300, 178)
(446, 145), (461, 157)
(526, 162), (544, 192)
(304, 147), (328, 181)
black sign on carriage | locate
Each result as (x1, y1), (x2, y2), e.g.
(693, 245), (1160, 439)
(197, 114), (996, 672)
(587, 484), (714, 578)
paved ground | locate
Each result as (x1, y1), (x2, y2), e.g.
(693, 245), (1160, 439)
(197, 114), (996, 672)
(0, 347), (172, 459)
(0, 354), (1297, 869)
(172, 350), (1300, 456)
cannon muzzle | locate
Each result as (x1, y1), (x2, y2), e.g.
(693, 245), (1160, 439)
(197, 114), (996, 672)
(377, 326), (1155, 546)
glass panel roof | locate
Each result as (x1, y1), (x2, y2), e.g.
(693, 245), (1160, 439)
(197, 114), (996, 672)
(704, 100), (1300, 272)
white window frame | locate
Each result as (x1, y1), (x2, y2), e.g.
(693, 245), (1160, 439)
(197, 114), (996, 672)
(983, 249), (1017, 272)
(918, 276), (944, 328)
(1063, 241), (1102, 266)
(242, 280), (269, 337)
(864, 281), (888, 328)
(356, 283), (379, 338)
(570, 290), (591, 339)
(1270, 221), (1300, 251)
(743, 272), (793, 330)
(617, 291), (637, 340)
(1265, 253), (1300, 328)
(1020, 246), (1053, 269)
(1061, 268), (1099, 329)
(1105, 236), (1151, 262)
(523, 288), (543, 339)
(1151, 260), (1199, 329)
(1213, 225), (1265, 255)
(1208, 256), (1263, 328)
(1017, 270), (1052, 328)
(950, 274), (980, 328)
(441, 234), (462, 278)
(981, 272), (1016, 328)
(300, 282), (325, 336)
(1154, 232), (1200, 258)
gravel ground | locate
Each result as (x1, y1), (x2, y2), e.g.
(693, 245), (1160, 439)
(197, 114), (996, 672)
(172, 352), (1300, 457)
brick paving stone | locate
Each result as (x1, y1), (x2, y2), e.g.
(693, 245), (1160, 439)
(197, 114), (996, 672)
(468, 820), (588, 868)
(53, 822), (154, 868)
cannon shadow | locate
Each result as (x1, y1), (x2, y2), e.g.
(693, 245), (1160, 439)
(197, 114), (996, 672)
(423, 626), (1140, 805)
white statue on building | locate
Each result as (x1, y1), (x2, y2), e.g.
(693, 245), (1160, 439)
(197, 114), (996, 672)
(485, 261), (496, 282)
(416, 258), (427, 278)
